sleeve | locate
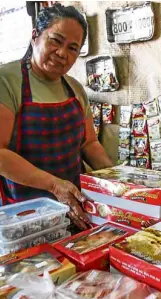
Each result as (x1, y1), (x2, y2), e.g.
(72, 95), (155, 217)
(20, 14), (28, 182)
(0, 75), (17, 114)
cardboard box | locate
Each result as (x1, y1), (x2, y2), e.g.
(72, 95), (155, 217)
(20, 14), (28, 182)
(84, 199), (159, 230)
(0, 243), (76, 298)
(81, 165), (161, 218)
(54, 222), (135, 272)
(109, 222), (161, 291)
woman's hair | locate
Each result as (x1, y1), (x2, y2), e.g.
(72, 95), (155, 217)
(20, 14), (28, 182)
(23, 3), (87, 60)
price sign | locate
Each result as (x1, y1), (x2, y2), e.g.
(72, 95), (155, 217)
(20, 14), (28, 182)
(106, 2), (154, 43)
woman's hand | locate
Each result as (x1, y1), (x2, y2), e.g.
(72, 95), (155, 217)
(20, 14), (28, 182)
(49, 178), (91, 230)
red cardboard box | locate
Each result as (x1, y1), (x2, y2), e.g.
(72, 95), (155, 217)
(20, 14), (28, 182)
(109, 222), (161, 291)
(84, 199), (159, 230)
(53, 222), (135, 272)
(0, 243), (76, 297)
(81, 165), (161, 218)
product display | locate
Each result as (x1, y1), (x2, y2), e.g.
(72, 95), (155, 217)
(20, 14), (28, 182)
(110, 222), (161, 291)
(54, 222), (133, 272)
(0, 198), (69, 241)
(0, 219), (70, 256)
(83, 199), (159, 229)
(0, 244), (76, 298)
(86, 56), (119, 92)
(81, 165), (161, 205)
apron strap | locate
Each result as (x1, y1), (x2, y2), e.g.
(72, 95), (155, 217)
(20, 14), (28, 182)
(0, 177), (15, 205)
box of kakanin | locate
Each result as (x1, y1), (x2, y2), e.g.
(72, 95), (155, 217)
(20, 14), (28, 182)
(109, 221), (161, 291)
(53, 221), (136, 272)
(83, 199), (159, 230)
(0, 243), (76, 298)
(80, 165), (161, 223)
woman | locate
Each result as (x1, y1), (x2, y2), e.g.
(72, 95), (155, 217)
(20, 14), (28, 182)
(0, 4), (112, 230)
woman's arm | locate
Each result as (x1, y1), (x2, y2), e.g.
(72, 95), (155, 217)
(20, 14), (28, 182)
(0, 104), (90, 229)
(81, 115), (113, 170)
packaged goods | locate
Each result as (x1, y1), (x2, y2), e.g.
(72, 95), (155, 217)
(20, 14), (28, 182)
(54, 222), (133, 271)
(0, 243), (76, 298)
(0, 219), (70, 256)
(0, 198), (69, 241)
(110, 221), (161, 291)
(81, 165), (161, 206)
(84, 199), (159, 229)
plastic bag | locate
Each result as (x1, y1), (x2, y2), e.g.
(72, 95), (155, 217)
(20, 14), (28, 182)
(7, 271), (56, 299)
(58, 270), (161, 299)
(7, 270), (161, 299)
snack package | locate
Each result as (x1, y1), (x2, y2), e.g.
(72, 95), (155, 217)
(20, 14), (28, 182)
(0, 244), (76, 289)
(150, 139), (161, 162)
(132, 116), (148, 136)
(102, 104), (114, 124)
(80, 165), (161, 207)
(132, 104), (146, 118)
(120, 106), (132, 128)
(89, 101), (101, 137)
(119, 128), (131, 150)
(83, 199), (159, 230)
(130, 155), (150, 169)
(147, 116), (161, 140)
(144, 98), (159, 118)
(58, 270), (161, 299)
(54, 222), (133, 271)
(110, 223), (161, 291)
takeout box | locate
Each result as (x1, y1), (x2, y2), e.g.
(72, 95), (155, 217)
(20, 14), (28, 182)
(53, 222), (135, 272)
(81, 165), (161, 218)
(84, 199), (159, 230)
(109, 222), (161, 291)
(0, 243), (76, 297)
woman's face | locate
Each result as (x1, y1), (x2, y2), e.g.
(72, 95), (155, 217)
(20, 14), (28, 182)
(31, 18), (84, 80)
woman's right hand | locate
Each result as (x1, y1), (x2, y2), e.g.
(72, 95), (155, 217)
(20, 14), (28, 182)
(49, 177), (91, 230)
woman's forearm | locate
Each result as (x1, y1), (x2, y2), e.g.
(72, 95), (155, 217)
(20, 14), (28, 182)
(82, 141), (113, 170)
(0, 148), (54, 191)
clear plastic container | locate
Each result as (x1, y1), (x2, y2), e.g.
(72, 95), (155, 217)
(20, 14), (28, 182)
(0, 219), (70, 256)
(0, 198), (69, 241)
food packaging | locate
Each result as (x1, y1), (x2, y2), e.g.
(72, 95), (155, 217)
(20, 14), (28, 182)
(58, 270), (160, 299)
(54, 222), (134, 271)
(110, 221), (161, 291)
(0, 198), (69, 241)
(83, 199), (159, 230)
(0, 244), (76, 297)
(0, 219), (70, 256)
(81, 165), (161, 217)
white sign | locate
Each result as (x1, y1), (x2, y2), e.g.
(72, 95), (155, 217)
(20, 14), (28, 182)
(106, 2), (154, 43)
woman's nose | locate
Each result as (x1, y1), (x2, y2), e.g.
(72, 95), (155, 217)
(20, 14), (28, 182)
(55, 46), (67, 60)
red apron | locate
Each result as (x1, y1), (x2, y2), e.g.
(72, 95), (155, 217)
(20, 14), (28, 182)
(0, 60), (85, 204)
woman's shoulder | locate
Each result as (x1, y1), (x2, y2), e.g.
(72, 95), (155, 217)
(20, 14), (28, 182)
(64, 74), (86, 97)
(0, 60), (21, 77)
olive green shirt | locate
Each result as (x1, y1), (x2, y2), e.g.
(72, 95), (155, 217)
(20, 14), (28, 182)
(0, 60), (91, 118)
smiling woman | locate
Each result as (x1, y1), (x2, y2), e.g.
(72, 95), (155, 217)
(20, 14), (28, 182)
(0, 3), (112, 232)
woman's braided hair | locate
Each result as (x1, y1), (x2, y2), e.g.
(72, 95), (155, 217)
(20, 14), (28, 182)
(23, 3), (87, 60)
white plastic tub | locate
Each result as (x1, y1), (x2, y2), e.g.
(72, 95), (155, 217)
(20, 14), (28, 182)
(0, 198), (69, 241)
(0, 219), (70, 255)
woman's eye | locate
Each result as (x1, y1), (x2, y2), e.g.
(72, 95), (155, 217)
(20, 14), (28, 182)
(49, 37), (61, 44)
(69, 47), (78, 53)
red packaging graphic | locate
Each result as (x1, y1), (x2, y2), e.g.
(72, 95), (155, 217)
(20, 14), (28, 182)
(81, 166), (161, 207)
(54, 222), (134, 272)
(83, 199), (159, 229)
(109, 221), (161, 291)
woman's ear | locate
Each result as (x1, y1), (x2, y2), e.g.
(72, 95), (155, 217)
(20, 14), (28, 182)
(32, 29), (37, 41)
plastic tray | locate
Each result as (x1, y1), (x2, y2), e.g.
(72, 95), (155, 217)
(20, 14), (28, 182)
(0, 198), (69, 241)
(0, 219), (70, 256)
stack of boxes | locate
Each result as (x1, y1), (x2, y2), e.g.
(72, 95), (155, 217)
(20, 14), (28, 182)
(81, 165), (161, 229)
(0, 198), (70, 256)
